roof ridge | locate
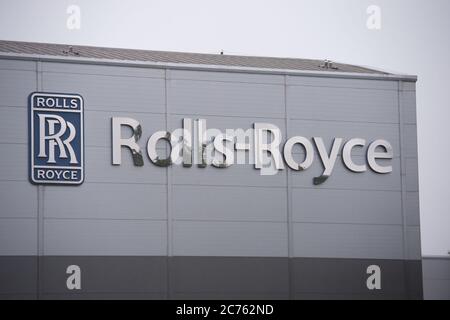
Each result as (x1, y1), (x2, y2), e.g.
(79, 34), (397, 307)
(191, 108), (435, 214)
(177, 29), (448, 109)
(0, 39), (389, 75)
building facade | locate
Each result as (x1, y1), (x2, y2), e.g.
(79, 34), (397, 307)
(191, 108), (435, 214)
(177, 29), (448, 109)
(0, 41), (424, 299)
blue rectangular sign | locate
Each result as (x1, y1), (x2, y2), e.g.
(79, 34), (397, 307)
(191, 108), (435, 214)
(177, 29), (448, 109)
(29, 92), (84, 185)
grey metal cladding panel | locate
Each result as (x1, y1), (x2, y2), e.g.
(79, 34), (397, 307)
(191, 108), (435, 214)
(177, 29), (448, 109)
(42, 61), (165, 78)
(423, 279), (450, 300)
(173, 221), (288, 257)
(292, 188), (402, 225)
(288, 119), (400, 157)
(0, 219), (37, 255)
(0, 257), (37, 294)
(168, 78), (285, 118)
(44, 183), (167, 220)
(0, 58), (36, 71)
(171, 257), (289, 295)
(405, 158), (419, 192)
(405, 226), (421, 260)
(86, 111), (166, 147)
(286, 75), (397, 90)
(291, 258), (417, 296)
(402, 91), (417, 124)
(402, 82), (416, 92)
(405, 192), (420, 226)
(293, 292), (406, 300)
(41, 256), (168, 295)
(290, 156), (401, 191)
(0, 107), (27, 144)
(173, 185), (287, 222)
(41, 293), (167, 300)
(404, 124), (418, 158)
(0, 144), (27, 181)
(0, 69), (36, 107)
(172, 164), (286, 187)
(423, 258), (450, 300)
(0, 181), (37, 219)
(42, 71), (165, 113)
(293, 223), (404, 259)
(168, 69), (285, 85)
(84, 146), (166, 184)
(287, 85), (399, 123)
(43, 220), (167, 255)
(168, 114), (286, 133)
(422, 259), (450, 279)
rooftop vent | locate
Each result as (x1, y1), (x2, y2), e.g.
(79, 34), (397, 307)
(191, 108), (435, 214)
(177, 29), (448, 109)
(319, 59), (338, 70)
(62, 46), (80, 56)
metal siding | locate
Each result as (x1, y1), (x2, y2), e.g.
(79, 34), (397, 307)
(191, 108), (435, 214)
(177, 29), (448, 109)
(402, 91), (417, 124)
(292, 188), (402, 225)
(0, 219), (37, 255)
(0, 59), (36, 71)
(286, 75), (397, 90)
(173, 221), (288, 257)
(85, 111), (165, 148)
(169, 69), (285, 85)
(0, 144), (28, 181)
(173, 185), (287, 222)
(42, 65), (166, 114)
(404, 124), (418, 158)
(406, 226), (422, 260)
(171, 162), (286, 187)
(42, 61), (165, 78)
(0, 107), (28, 144)
(290, 156), (401, 191)
(405, 157), (419, 192)
(0, 181), (37, 219)
(83, 146), (167, 184)
(0, 57), (424, 298)
(405, 192), (421, 226)
(423, 258), (450, 300)
(43, 219), (167, 255)
(169, 114), (286, 133)
(288, 119), (400, 157)
(286, 82), (399, 123)
(168, 77), (285, 118)
(293, 223), (404, 259)
(0, 68), (36, 107)
(44, 183), (167, 220)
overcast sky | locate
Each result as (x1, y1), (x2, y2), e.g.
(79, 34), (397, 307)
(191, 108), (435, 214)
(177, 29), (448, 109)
(0, 0), (449, 256)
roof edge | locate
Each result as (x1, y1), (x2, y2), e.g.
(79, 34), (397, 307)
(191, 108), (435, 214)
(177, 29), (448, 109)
(0, 52), (418, 82)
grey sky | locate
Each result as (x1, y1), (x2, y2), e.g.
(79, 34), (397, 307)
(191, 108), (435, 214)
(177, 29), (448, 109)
(0, 0), (448, 256)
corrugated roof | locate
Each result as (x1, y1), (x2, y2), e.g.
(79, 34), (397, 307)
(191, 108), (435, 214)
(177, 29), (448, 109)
(0, 40), (388, 74)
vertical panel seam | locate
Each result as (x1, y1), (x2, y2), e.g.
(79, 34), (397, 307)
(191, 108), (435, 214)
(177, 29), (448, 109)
(398, 81), (412, 297)
(36, 60), (44, 300)
(284, 75), (294, 299)
(165, 68), (174, 299)
(397, 81), (409, 259)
